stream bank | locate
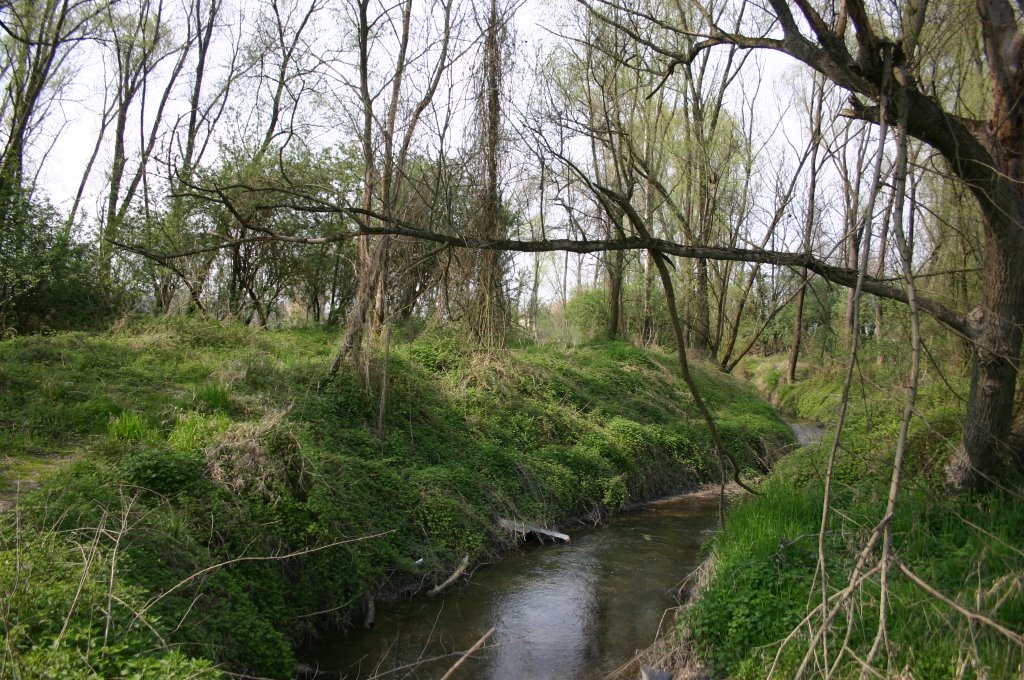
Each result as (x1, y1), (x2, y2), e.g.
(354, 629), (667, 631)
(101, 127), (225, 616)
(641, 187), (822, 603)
(613, 418), (826, 680)
(666, 368), (1023, 677)
(302, 424), (816, 680)
(0, 325), (795, 677)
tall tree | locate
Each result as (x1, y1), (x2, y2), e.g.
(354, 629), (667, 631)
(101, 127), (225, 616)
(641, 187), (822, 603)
(467, 0), (513, 345)
(0, 0), (99, 188)
(97, 0), (184, 281)
(331, 0), (457, 372)
(786, 75), (826, 383)
(585, 0), (1024, 490)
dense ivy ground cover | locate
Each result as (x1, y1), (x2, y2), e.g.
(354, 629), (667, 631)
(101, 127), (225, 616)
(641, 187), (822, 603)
(0, 318), (791, 677)
(684, 359), (1024, 678)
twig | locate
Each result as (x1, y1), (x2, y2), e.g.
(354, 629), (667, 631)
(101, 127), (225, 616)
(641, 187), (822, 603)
(438, 626), (496, 680)
(863, 62), (920, 678)
(57, 510), (107, 645)
(897, 561), (1024, 647)
(132, 530), (395, 625)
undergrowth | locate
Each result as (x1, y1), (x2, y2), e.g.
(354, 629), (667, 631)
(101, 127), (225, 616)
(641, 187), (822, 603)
(0, 318), (791, 677)
(684, 362), (1024, 678)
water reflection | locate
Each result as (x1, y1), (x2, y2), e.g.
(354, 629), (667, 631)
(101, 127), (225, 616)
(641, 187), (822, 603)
(305, 495), (719, 679)
(483, 542), (599, 678)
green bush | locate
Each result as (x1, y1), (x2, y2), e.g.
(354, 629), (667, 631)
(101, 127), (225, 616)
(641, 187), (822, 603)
(408, 335), (465, 372)
(564, 287), (609, 342)
(685, 479), (822, 674)
(0, 189), (124, 335)
(122, 447), (206, 496)
(0, 526), (218, 678)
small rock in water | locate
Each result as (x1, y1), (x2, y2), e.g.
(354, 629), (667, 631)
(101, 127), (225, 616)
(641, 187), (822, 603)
(640, 666), (673, 680)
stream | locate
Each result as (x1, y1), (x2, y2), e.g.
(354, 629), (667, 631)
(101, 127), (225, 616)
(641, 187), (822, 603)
(304, 421), (825, 680)
(305, 494), (719, 679)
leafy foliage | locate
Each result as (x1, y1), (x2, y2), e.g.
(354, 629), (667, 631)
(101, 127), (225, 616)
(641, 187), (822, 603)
(0, 188), (123, 335)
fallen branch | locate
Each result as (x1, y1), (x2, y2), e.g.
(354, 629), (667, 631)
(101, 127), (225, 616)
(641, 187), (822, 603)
(430, 554), (470, 596)
(497, 518), (570, 543)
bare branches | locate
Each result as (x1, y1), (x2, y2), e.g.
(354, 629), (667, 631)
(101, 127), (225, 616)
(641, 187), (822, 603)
(112, 196), (972, 339)
(437, 627), (496, 680)
(897, 561), (1024, 648)
(132, 529), (396, 625)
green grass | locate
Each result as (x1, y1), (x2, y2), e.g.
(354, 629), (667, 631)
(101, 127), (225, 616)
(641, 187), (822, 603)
(0, 318), (793, 677)
(685, 361), (1024, 678)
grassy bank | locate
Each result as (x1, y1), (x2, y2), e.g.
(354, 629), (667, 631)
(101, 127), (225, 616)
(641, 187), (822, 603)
(683, 359), (1024, 678)
(0, 318), (791, 677)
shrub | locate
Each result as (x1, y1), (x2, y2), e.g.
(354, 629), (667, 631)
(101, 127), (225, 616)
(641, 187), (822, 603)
(0, 526), (218, 678)
(0, 189), (124, 335)
(122, 446), (206, 496)
(564, 287), (609, 343)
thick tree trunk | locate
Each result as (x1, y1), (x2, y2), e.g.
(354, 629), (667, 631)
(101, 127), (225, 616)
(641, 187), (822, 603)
(944, 0), (1024, 489)
(947, 210), (1024, 490)
(468, 0), (508, 346)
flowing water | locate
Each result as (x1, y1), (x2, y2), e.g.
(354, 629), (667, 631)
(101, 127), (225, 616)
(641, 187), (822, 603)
(788, 420), (827, 447)
(304, 494), (721, 679)
(304, 420), (824, 679)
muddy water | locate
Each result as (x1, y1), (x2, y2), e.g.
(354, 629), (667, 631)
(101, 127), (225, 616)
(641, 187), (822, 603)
(304, 495), (721, 679)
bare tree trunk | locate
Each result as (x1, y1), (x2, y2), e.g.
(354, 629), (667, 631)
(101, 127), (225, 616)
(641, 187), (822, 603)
(528, 157), (546, 336)
(872, 191), (895, 363)
(333, 0), (380, 373)
(787, 77), (824, 384)
(606, 249), (623, 338)
(528, 252), (541, 336)
(335, 0), (454, 370)
(161, 0), (229, 313)
(469, 0), (510, 346)
(691, 257), (714, 359)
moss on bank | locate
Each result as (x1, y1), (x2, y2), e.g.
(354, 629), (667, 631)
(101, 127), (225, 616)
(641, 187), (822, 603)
(684, 363), (1024, 678)
(0, 318), (791, 677)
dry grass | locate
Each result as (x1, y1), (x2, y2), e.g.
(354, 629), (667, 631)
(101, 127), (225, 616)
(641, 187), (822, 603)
(204, 409), (301, 501)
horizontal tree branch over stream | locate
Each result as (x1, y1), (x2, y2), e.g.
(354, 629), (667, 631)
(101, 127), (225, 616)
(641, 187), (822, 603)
(114, 201), (972, 340)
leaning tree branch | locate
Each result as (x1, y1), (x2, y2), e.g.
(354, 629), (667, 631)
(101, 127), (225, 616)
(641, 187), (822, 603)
(111, 203), (971, 339)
